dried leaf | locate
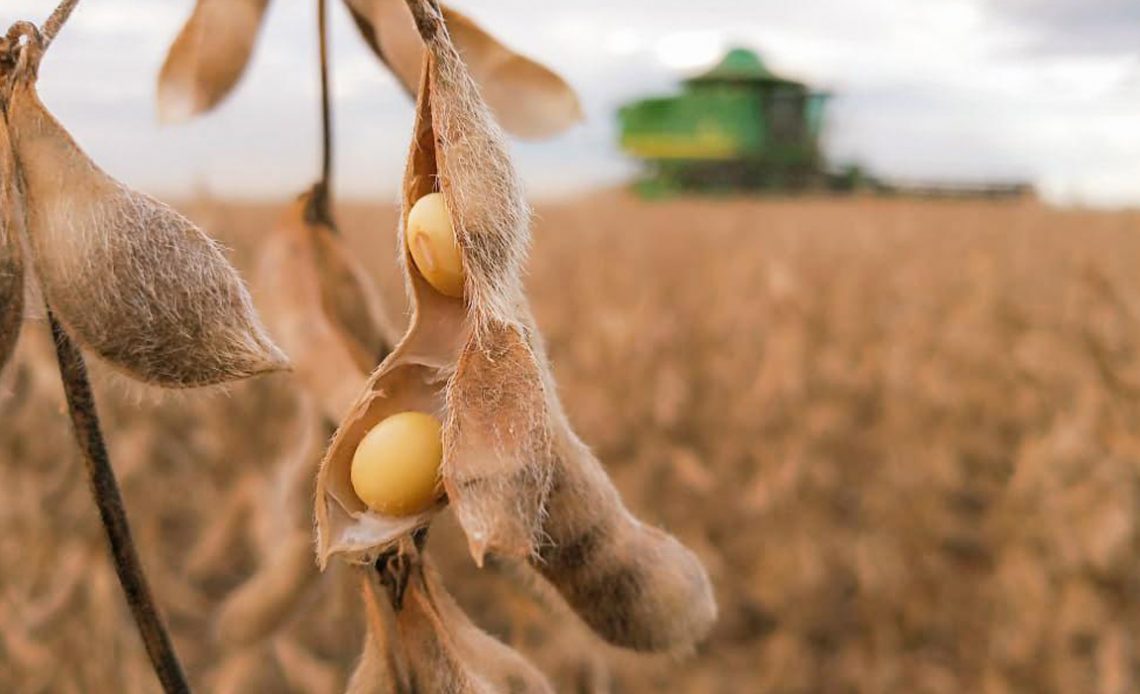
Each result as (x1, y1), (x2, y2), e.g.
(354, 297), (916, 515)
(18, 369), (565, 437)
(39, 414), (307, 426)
(342, 0), (582, 139)
(0, 114), (24, 375)
(256, 194), (391, 420)
(157, 0), (271, 123)
(6, 73), (288, 387)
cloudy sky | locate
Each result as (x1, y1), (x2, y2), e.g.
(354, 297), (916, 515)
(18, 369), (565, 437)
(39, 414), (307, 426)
(4, 0), (1140, 206)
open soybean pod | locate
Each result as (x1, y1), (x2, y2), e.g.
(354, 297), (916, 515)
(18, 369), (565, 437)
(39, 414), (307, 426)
(315, 0), (554, 568)
(317, 0), (716, 653)
(255, 191), (395, 421)
(350, 551), (552, 694)
(0, 97), (24, 376)
(342, 0), (582, 140)
(3, 31), (287, 388)
(157, 0), (272, 123)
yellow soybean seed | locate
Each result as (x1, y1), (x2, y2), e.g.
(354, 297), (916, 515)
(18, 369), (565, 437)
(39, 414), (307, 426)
(406, 192), (465, 298)
(350, 411), (444, 516)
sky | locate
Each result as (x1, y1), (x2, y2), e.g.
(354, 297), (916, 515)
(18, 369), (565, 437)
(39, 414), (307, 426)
(3, 0), (1140, 207)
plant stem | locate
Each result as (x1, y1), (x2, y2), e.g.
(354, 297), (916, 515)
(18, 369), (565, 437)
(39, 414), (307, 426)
(404, 0), (443, 42)
(42, 0), (81, 48)
(312, 0), (335, 227)
(48, 313), (192, 694)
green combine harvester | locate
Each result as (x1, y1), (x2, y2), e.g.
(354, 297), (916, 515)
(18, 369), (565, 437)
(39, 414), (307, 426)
(619, 48), (834, 196)
(619, 47), (1030, 199)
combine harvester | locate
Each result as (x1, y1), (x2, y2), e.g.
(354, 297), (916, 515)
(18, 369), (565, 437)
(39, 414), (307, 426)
(618, 48), (1033, 199)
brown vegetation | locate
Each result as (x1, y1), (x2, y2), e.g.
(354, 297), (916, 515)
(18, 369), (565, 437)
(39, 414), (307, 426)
(3, 192), (1139, 692)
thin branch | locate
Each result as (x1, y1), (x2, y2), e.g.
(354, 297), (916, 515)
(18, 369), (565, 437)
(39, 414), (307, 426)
(41, 0), (81, 48)
(48, 312), (192, 694)
(311, 0), (335, 228)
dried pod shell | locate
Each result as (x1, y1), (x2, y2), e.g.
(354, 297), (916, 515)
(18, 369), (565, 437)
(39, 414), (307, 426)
(310, 215), (395, 371)
(319, 0), (716, 653)
(342, 0), (582, 140)
(0, 115), (24, 375)
(534, 427), (718, 651)
(316, 8), (553, 565)
(445, 321), (552, 561)
(356, 554), (553, 693)
(256, 194), (392, 420)
(158, 0), (271, 122)
(315, 361), (451, 566)
(5, 70), (287, 387)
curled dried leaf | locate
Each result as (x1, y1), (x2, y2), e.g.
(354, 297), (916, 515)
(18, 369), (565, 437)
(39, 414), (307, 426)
(158, 0), (271, 123)
(356, 551), (553, 693)
(0, 114), (24, 375)
(256, 193), (392, 420)
(343, 0), (582, 139)
(6, 59), (287, 387)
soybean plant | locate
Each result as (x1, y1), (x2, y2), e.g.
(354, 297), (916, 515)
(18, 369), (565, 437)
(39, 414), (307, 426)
(0, 4), (287, 692)
(312, 1), (717, 688)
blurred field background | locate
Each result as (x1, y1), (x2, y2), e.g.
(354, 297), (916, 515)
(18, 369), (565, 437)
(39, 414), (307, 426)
(4, 192), (1140, 692)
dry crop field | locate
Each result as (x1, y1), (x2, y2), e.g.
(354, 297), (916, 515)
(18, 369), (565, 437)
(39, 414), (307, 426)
(3, 192), (1140, 693)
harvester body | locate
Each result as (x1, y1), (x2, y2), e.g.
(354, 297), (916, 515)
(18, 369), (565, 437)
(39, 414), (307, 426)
(619, 48), (830, 195)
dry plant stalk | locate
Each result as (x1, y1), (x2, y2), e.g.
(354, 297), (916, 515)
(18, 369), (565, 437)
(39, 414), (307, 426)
(315, 0), (715, 666)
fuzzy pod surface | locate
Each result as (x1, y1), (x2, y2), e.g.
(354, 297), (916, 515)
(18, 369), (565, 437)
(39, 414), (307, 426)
(342, 0), (582, 140)
(256, 193), (391, 420)
(316, 0), (716, 653)
(315, 0), (554, 567)
(158, 0), (272, 123)
(0, 108), (23, 375)
(3, 37), (287, 388)
(352, 553), (553, 694)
